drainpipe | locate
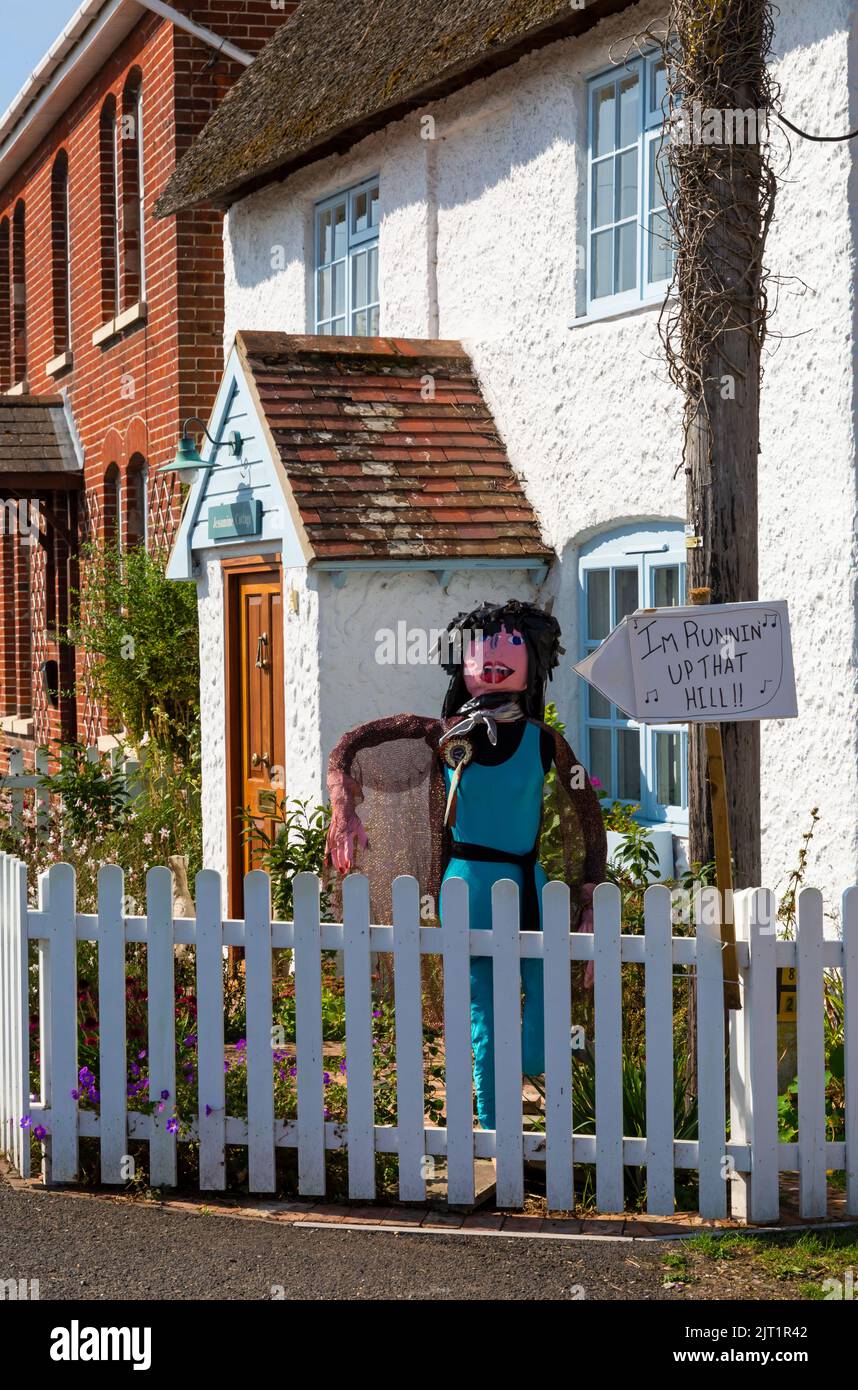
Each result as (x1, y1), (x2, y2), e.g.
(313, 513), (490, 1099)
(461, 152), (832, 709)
(135, 0), (253, 66)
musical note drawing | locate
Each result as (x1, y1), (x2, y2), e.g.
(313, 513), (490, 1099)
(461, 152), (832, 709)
(760, 679), (772, 695)
(645, 689), (659, 704)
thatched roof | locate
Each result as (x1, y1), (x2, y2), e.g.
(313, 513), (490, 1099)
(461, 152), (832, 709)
(237, 331), (553, 563)
(155, 0), (634, 216)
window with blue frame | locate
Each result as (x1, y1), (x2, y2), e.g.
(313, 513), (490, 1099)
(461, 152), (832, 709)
(580, 525), (688, 827)
(314, 178), (380, 335)
(587, 53), (673, 314)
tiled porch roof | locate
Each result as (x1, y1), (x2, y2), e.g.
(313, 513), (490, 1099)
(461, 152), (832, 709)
(0, 396), (82, 490)
(238, 331), (553, 564)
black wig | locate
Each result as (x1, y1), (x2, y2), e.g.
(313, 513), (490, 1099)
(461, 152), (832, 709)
(440, 599), (564, 720)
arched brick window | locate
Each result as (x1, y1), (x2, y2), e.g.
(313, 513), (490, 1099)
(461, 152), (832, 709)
(103, 463), (121, 549)
(120, 70), (145, 308)
(0, 218), (10, 392)
(126, 454), (148, 549)
(11, 200), (26, 385)
(99, 97), (120, 321)
(51, 151), (72, 356)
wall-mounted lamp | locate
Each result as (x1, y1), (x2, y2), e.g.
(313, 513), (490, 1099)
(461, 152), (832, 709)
(158, 416), (244, 487)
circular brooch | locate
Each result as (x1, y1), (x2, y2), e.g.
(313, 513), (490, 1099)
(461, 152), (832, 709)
(442, 737), (473, 772)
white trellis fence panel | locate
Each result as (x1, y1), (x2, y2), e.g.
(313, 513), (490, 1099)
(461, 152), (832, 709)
(0, 856), (856, 1220)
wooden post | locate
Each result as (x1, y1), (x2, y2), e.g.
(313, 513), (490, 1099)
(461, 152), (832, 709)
(690, 587), (740, 1011)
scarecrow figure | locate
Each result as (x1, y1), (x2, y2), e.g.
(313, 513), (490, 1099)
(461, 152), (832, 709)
(326, 599), (606, 1130)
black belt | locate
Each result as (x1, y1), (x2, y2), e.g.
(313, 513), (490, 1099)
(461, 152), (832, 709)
(446, 840), (541, 931)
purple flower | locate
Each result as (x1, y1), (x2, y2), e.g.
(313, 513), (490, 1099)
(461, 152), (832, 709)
(372, 1010), (381, 1019)
(224, 1060), (230, 1073)
(89, 1088), (101, 1103)
(323, 1107), (332, 1120)
(70, 1089), (80, 1101)
(288, 1066), (296, 1078)
(339, 1060), (347, 1074)
(184, 1034), (197, 1047)
(79, 1066), (94, 1085)
(137, 1050), (147, 1060)
(323, 1072), (331, 1086)
(33, 1125), (47, 1142)
(160, 1089), (170, 1101)
(130, 1063), (140, 1078)
(166, 1116), (179, 1135)
(236, 1039), (246, 1052)
(19, 1115), (31, 1130)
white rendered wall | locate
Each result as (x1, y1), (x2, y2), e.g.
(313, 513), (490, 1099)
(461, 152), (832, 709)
(315, 569), (542, 768)
(221, 0), (858, 893)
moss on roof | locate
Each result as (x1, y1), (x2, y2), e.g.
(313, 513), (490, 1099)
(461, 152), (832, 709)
(155, 0), (630, 215)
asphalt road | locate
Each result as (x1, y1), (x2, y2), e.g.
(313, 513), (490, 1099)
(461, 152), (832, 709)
(0, 1175), (676, 1301)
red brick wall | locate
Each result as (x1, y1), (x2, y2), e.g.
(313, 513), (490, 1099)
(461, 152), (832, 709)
(0, 1), (298, 768)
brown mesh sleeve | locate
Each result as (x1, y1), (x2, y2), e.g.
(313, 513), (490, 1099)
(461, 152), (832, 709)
(544, 726), (608, 898)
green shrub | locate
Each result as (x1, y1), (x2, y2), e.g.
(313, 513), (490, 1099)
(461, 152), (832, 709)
(66, 543), (200, 762)
(241, 796), (332, 920)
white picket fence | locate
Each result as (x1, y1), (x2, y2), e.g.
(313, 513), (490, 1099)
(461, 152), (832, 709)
(1, 853), (856, 1219)
(0, 749), (51, 835)
(0, 747), (142, 845)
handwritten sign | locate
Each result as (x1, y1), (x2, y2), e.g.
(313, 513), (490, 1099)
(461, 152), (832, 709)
(574, 600), (797, 725)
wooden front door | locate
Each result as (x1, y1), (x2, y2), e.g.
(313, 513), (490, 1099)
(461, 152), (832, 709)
(227, 568), (285, 913)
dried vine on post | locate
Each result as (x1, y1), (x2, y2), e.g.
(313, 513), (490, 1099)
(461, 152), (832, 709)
(654, 0), (779, 886)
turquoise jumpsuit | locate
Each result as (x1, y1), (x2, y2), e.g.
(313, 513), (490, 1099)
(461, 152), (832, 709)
(442, 721), (547, 1129)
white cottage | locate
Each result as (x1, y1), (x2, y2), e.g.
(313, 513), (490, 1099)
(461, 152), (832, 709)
(156, 0), (858, 907)
(165, 330), (551, 911)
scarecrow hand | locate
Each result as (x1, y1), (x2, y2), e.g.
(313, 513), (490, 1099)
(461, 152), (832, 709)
(326, 813), (369, 875)
(577, 882), (596, 989)
(326, 771), (369, 874)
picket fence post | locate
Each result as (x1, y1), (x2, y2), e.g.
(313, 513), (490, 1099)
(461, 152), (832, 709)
(729, 889), (752, 1220)
(392, 874), (426, 1202)
(146, 866), (177, 1187)
(644, 884), (674, 1215)
(0, 854), (30, 1178)
(542, 880), (573, 1212)
(594, 881), (623, 1213)
(97, 864), (127, 1183)
(747, 888), (779, 1223)
(245, 869), (276, 1193)
(440, 874), (474, 1206)
(696, 886), (727, 1219)
(492, 877), (524, 1209)
(843, 886), (858, 1217)
(196, 869), (225, 1191)
(293, 871), (325, 1197)
(46, 862), (79, 1183)
(797, 888), (827, 1218)
(342, 873), (375, 1200)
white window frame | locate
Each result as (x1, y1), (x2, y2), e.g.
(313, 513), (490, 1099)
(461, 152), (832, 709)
(314, 176), (380, 335)
(579, 524), (688, 829)
(586, 52), (673, 316)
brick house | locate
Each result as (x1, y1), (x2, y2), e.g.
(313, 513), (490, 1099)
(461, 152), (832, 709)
(0, 0), (298, 769)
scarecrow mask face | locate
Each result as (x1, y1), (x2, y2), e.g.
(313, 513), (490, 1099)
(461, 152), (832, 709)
(462, 625), (528, 697)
